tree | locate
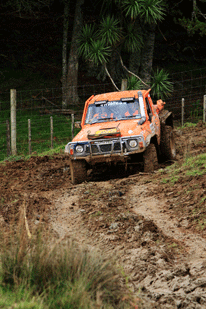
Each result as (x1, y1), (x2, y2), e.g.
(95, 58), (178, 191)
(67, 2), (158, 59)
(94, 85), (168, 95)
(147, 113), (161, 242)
(2, 0), (83, 108)
(79, 0), (165, 88)
(178, 0), (206, 36)
(120, 0), (165, 84)
(62, 0), (70, 108)
(2, 0), (51, 16)
(65, 0), (84, 107)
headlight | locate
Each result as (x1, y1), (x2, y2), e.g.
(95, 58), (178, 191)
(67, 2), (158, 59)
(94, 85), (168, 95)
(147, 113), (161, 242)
(76, 145), (84, 153)
(128, 139), (138, 148)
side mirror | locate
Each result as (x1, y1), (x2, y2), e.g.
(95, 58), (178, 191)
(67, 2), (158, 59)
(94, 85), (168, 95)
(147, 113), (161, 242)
(75, 121), (81, 129)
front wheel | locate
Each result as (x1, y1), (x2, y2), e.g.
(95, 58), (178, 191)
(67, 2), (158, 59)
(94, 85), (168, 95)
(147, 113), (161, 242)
(69, 159), (87, 185)
(143, 144), (158, 173)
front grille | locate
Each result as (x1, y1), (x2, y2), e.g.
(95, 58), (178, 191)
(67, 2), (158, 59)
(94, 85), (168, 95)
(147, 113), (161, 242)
(114, 142), (121, 151)
(91, 144), (99, 154)
(100, 144), (111, 152)
(91, 141), (121, 154)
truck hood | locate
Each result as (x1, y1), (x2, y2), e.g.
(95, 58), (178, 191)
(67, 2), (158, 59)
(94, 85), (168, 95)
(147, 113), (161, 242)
(72, 120), (146, 142)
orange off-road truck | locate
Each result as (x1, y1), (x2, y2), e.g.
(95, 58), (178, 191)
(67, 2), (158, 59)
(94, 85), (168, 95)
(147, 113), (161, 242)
(65, 89), (176, 184)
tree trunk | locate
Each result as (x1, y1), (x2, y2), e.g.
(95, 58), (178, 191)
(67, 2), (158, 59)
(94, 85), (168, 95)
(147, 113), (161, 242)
(129, 21), (142, 76)
(66, 0), (84, 107)
(139, 23), (156, 86)
(62, 0), (69, 108)
(129, 50), (141, 76)
(109, 49), (124, 84)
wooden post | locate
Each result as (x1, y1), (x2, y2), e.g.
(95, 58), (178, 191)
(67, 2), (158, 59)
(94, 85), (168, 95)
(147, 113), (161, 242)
(181, 98), (184, 127)
(121, 79), (127, 91)
(71, 114), (74, 139)
(10, 89), (17, 155)
(203, 95), (206, 123)
(28, 119), (31, 155)
(6, 119), (11, 157)
(50, 116), (53, 149)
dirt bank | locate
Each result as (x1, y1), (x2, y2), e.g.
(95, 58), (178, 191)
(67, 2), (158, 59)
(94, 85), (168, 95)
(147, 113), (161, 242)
(1, 123), (206, 308)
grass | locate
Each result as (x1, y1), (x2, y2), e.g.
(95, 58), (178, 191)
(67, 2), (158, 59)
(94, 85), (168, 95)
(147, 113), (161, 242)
(176, 122), (197, 129)
(0, 210), (135, 309)
(159, 152), (206, 184)
(157, 150), (206, 233)
(0, 109), (80, 161)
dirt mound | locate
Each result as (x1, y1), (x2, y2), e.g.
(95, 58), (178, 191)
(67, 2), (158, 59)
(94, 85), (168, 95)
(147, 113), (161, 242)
(0, 155), (70, 224)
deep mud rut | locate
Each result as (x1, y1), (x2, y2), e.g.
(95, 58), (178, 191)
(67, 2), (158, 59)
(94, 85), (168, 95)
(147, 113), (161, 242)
(50, 178), (206, 309)
(1, 123), (206, 308)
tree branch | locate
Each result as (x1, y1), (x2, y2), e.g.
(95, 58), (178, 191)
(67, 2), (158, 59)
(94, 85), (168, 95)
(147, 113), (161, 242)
(104, 63), (120, 91)
(119, 55), (149, 88)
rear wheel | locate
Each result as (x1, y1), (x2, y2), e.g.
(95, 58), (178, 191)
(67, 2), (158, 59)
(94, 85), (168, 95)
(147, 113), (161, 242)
(69, 159), (87, 184)
(161, 125), (176, 161)
(143, 144), (158, 173)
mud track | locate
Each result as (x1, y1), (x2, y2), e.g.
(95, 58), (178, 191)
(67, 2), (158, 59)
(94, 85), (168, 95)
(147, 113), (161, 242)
(1, 123), (206, 308)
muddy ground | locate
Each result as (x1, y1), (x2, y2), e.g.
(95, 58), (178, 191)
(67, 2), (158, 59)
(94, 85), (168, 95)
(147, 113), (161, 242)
(1, 123), (206, 308)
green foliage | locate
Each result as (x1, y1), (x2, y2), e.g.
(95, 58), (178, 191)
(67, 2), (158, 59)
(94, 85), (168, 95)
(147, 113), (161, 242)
(88, 40), (111, 65)
(182, 122), (197, 128)
(79, 0), (165, 71)
(190, 99), (201, 118)
(79, 16), (121, 65)
(123, 22), (143, 53)
(126, 69), (173, 99)
(159, 152), (206, 182)
(151, 68), (173, 99)
(120, 0), (141, 20)
(78, 24), (97, 58)
(127, 76), (143, 90)
(139, 0), (165, 24)
(99, 16), (122, 46)
(119, 0), (165, 23)
(179, 17), (206, 37)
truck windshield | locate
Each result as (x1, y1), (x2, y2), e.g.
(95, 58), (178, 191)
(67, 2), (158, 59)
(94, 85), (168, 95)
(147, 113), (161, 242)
(85, 100), (141, 124)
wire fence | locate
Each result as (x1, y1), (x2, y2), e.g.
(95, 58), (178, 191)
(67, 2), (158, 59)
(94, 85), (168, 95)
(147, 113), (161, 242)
(166, 67), (206, 124)
(0, 83), (116, 161)
(0, 67), (206, 161)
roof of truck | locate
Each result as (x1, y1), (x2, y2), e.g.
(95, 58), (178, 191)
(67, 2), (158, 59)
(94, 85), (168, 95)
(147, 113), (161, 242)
(89, 89), (150, 104)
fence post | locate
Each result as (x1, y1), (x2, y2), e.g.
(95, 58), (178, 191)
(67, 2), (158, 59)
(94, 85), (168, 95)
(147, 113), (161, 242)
(6, 119), (11, 157)
(181, 98), (184, 127)
(71, 114), (74, 139)
(28, 119), (31, 155)
(203, 95), (206, 123)
(121, 79), (127, 91)
(10, 89), (17, 155)
(50, 116), (53, 149)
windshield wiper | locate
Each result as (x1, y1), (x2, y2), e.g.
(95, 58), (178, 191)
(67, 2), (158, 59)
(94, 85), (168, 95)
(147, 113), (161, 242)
(98, 117), (115, 122)
(121, 115), (141, 120)
(87, 118), (114, 124)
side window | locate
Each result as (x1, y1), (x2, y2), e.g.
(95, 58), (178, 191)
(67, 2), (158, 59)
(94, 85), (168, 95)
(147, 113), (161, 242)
(145, 97), (152, 121)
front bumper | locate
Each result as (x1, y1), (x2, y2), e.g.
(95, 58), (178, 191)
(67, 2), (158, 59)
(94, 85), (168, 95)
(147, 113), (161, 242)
(65, 136), (146, 163)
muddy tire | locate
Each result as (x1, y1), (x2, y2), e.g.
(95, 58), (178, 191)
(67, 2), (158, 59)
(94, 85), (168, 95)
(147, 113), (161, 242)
(143, 143), (158, 173)
(161, 125), (176, 161)
(69, 159), (87, 184)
